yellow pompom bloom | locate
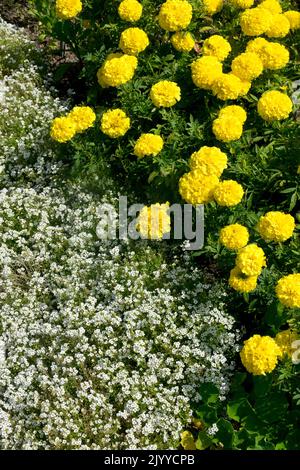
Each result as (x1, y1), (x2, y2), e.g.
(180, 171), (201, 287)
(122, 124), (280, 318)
(134, 134), (164, 158)
(68, 106), (96, 133)
(257, 90), (292, 121)
(211, 73), (245, 100)
(202, 0), (223, 15)
(189, 146), (228, 177)
(246, 38), (289, 70)
(228, 0), (254, 8)
(150, 81), (181, 108)
(240, 335), (281, 375)
(50, 116), (77, 143)
(100, 109), (130, 138)
(212, 116), (243, 142)
(203, 35), (231, 62)
(180, 431), (196, 450)
(276, 274), (300, 309)
(136, 203), (171, 240)
(284, 11), (300, 30)
(191, 56), (223, 90)
(257, 211), (295, 243)
(220, 223), (249, 250)
(55, 0), (82, 19)
(97, 53), (138, 87)
(158, 0), (193, 32)
(275, 330), (299, 359)
(265, 14), (290, 38)
(231, 52), (263, 81)
(218, 105), (247, 124)
(257, 0), (282, 14)
(214, 180), (244, 207)
(236, 243), (266, 276)
(240, 7), (273, 36)
(118, 0), (143, 22)
(179, 171), (219, 205)
(229, 266), (258, 293)
(119, 27), (149, 55)
(171, 32), (195, 52)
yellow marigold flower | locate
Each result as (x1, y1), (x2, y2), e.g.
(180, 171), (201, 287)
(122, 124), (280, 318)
(100, 109), (130, 138)
(202, 0), (223, 16)
(284, 11), (300, 30)
(191, 56), (223, 90)
(275, 330), (299, 360)
(246, 38), (289, 70)
(228, 0), (254, 8)
(119, 27), (149, 55)
(220, 223), (249, 251)
(235, 75), (251, 96)
(97, 53), (138, 88)
(218, 105), (247, 124)
(68, 106), (96, 133)
(257, 211), (295, 243)
(180, 431), (196, 450)
(189, 146), (228, 177)
(214, 180), (244, 207)
(118, 0), (143, 22)
(240, 335), (281, 375)
(179, 171), (219, 205)
(276, 274), (300, 309)
(134, 134), (164, 158)
(240, 7), (273, 36)
(211, 73), (245, 100)
(150, 81), (181, 108)
(231, 52), (263, 81)
(229, 266), (258, 293)
(171, 32), (195, 52)
(136, 203), (171, 240)
(55, 0), (82, 20)
(257, 0), (282, 14)
(236, 243), (266, 276)
(158, 0), (193, 32)
(203, 35), (231, 62)
(212, 116), (243, 142)
(265, 14), (290, 38)
(257, 90), (292, 121)
(50, 116), (77, 143)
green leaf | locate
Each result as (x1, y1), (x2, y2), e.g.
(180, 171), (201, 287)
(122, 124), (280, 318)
(195, 431), (212, 450)
(216, 418), (234, 449)
(199, 383), (219, 404)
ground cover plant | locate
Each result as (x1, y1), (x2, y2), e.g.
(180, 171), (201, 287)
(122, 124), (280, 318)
(0, 0), (299, 451)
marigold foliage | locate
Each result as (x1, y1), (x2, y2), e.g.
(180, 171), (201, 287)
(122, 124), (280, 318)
(118, 0), (143, 22)
(136, 203), (171, 239)
(257, 90), (292, 121)
(119, 27), (149, 55)
(189, 146), (227, 177)
(213, 180), (244, 207)
(236, 243), (266, 276)
(55, 0), (82, 20)
(220, 224), (249, 251)
(257, 211), (295, 243)
(246, 38), (289, 70)
(158, 0), (193, 32)
(229, 266), (258, 293)
(276, 274), (300, 309)
(100, 109), (130, 138)
(202, 35), (231, 61)
(97, 53), (138, 87)
(191, 56), (223, 90)
(212, 116), (243, 142)
(68, 106), (96, 133)
(171, 32), (195, 52)
(275, 330), (299, 359)
(134, 133), (164, 157)
(50, 116), (76, 143)
(150, 80), (181, 107)
(240, 7), (273, 36)
(240, 335), (281, 375)
(179, 171), (219, 205)
(231, 52), (263, 82)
